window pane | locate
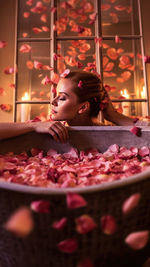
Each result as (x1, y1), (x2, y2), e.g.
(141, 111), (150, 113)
(16, 104), (50, 122)
(56, 0), (95, 37)
(18, 0), (51, 39)
(101, 0), (140, 36)
(17, 42), (52, 101)
(112, 101), (148, 117)
(57, 40), (96, 74)
(102, 39), (144, 101)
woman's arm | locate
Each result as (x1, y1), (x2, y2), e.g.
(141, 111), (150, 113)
(0, 121), (68, 142)
(102, 99), (135, 126)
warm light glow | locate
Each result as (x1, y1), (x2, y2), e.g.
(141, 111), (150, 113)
(141, 86), (146, 99)
(21, 92), (30, 101)
(120, 89), (129, 99)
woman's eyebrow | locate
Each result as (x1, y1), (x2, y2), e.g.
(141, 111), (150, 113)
(59, 92), (70, 97)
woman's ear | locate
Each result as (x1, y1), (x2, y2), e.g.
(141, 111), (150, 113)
(78, 101), (90, 114)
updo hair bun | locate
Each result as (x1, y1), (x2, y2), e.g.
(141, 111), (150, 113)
(63, 71), (107, 117)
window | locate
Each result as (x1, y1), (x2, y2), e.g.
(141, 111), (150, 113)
(15, 0), (149, 122)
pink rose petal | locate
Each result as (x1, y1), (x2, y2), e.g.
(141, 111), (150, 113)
(4, 207), (34, 237)
(122, 193), (141, 215)
(125, 231), (149, 250)
(77, 257), (94, 267)
(78, 80), (83, 88)
(60, 69), (70, 78)
(101, 215), (117, 234)
(138, 146), (150, 157)
(130, 126), (141, 137)
(52, 217), (67, 230)
(19, 44), (32, 53)
(0, 41), (8, 48)
(30, 200), (50, 213)
(144, 56), (150, 64)
(66, 193), (87, 209)
(75, 214), (97, 234)
(57, 238), (78, 253)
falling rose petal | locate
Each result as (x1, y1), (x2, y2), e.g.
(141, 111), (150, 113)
(19, 44), (32, 53)
(139, 146), (150, 157)
(4, 207), (34, 237)
(51, 72), (60, 84)
(122, 193), (141, 215)
(30, 200), (50, 213)
(23, 12), (30, 18)
(9, 83), (15, 88)
(94, 37), (102, 47)
(41, 75), (52, 85)
(121, 71), (131, 81)
(40, 14), (47, 23)
(32, 27), (42, 33)
(34, 60), (43, 69)
(130, 126), (141, 137)
(57, 238), (78, 253)
(101, 215), (117, 234)
(52, 217), (67, 230)
(78, 80), (83, 88)
(42, 26), (49, 32)
(77, 257), (94, 267)
(60, 69), (70, 78)
(22, 32), (28, 38)
(66, 192), (87, 209)
(125, 231), (149, 250)
(26, 60), (33, 69)
(107, 48), (118, 60)
(76, 61), (83, 69)
(50, 7), (57, 13)
(104, 62), (114, 72)
(0, 41), (8, 48)
(101, 4), (111, 11)
(4, 67), (15, 75)
(30, 1), (47, 13)
(75, 215), (97, 234)
(0, 104), (12, 112)
(144, 56), (150, 64)
(114, 5), (126, 11)
(115, 35), (122, 44)
(110, 12), (119, 24)
(0, 88), (5, 96)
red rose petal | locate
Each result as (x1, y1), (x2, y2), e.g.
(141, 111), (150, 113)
(75, 214), (97, 234)
(57, 238), (78, 253)
(66, 193), (87, 209)
(30, 200), (50, 213)
(130, 126), (141, 137)
(101, 215), (117, 234)
(122, 193), (141, 215)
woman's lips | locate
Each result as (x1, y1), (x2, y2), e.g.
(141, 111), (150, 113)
(51, 109), (57, 114)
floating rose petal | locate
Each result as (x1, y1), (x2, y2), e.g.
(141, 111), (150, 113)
(57, 238), (78, 253)
(110, 12), (119, 24)
(51, 72), (60, 84)
(75, 215), (97, 234)
(76, 61), (83, 69)
(50, 7), (57, 13)
(30, 1), (47, 13)
(52, 217), (67, 230)
(139, 146), (150, 157)
(104, 62), (114, 72)
(26, 0), (33, 6)
(9, 83), (15, 88)
(0, 41), (8, 48)
(4, 207), (34, 237)
(125, 231), (149, 250)
(60, 69), (70, 78)
(78, 80), (83, 88)
(66, 192), (87, 209)
(30, 200), (50, 213)
(77, 257), (94, 267)
(114, 5), (126, 11)
(130, 126), (141, 137)
(42, 26), (49, 32)
(101, 215), (117, 234)
(121, 71), (131, 81)
(122, 193), (141, 215)
(20, 44), (32, 53)
(22, 32), (28, 38)
(94, 37), (102, 47)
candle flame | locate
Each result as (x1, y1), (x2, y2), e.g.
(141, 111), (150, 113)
(22, 92), (30, 101)
(120, 89), (129, 99)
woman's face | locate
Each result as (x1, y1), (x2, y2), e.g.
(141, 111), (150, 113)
(51, 78), (81, 121)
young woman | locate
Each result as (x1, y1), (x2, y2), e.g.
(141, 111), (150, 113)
(0, 71), (146, 142)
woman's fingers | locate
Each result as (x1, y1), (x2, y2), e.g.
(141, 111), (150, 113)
(49, 122), (68, 143)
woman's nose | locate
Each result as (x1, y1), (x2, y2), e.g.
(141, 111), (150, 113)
(52, 97), (58, 106)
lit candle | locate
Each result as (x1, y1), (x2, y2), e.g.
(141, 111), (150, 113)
(141, 86), (147, 117)
(120, 89), (130, 116)
(21, 92), (30, 122)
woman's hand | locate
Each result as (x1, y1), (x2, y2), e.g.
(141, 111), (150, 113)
(33, 121), (69, 143)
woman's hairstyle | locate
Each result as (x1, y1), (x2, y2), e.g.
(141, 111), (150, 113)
(63, 71), (108, 117)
